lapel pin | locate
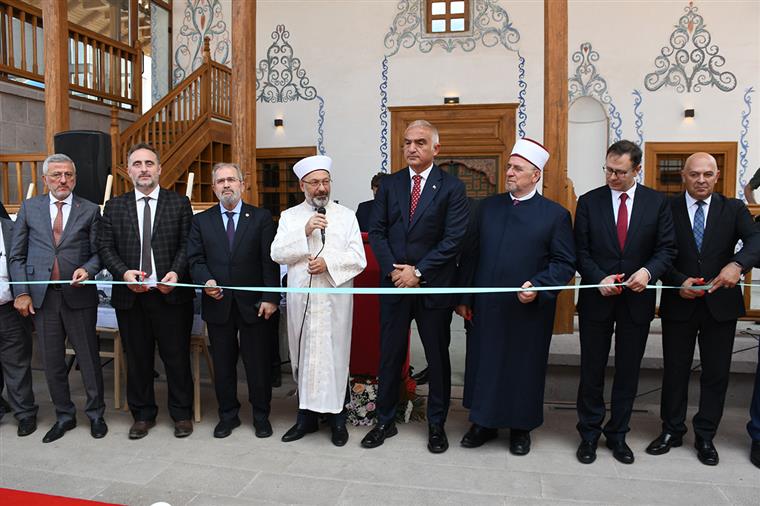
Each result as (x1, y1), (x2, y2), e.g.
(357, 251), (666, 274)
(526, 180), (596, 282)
(432, 185), (437, 190)
(245, 213), (250, 217)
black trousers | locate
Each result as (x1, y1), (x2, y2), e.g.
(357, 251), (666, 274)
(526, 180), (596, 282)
(34, 288), (104, 423)
(376, 295), (452, 426)
(116, 291), (194, 422)
(577, 301), (650, 442)
(206, 300), (272, 424)
(0, 301), (37, 421)
(661, 302), (736, 441)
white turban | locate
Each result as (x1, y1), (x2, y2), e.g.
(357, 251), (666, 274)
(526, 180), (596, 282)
(510, 138), (550, 170)
(293, 155), (332, 180)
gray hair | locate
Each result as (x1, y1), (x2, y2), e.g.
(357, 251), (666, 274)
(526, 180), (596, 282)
(406, 120), (440, 145)
(43, 153), (76, 175)
(212, 162), (244, 182)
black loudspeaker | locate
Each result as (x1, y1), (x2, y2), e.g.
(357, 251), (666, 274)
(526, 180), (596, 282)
(53, 130), (111, 205)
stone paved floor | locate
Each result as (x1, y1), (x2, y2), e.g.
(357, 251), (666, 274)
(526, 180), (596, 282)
(0, 368), (758, 506)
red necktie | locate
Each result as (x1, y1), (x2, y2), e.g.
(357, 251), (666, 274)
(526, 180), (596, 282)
(617, 193), (628, 250)
(51, 201), (64, 280)
(409, 174), (422, 221)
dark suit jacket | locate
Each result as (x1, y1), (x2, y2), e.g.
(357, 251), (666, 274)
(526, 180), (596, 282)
(368, 165), (469, 308)
(356, 200), (373, 232)
(9, 194), (100, 309)
(659, 192), (760, 322)
(575, 184), (677, 324)
(187, 202), (280, 325)
(98, 189), (194, 310)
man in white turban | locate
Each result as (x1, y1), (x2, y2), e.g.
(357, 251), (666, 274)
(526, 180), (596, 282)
(270, 155), (366, 447)
(456, 138), (576, 456)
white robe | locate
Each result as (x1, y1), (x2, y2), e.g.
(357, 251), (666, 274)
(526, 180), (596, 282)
(270, 200), (366, 413)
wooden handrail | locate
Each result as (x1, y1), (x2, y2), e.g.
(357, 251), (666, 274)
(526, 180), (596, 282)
(0, 152), (45, 212)
(0, 0), (140, 111)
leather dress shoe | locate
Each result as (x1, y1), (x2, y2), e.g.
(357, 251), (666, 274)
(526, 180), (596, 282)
(695, 438), (719, 466)
(17, 417), (37, 437)
(460, 423), (498, 448)
(42, 419), (76, 443)
(750, 440), (760, 469)
(428, 424), (449, 454)
(129, 420), (156, 440)
(606, 439), (634, 464)
(411, 367), (429, 385)
(90, 418), (108, 439)
(645, 432), (682, 455)
(576, 439), (598, 464)
(254, 419), (273, 438)
(213, 418), (241, 439)
(361, 422), (398, 449)
(509, 429), (531, 456)
(281, 422), (319, 442)
(331, 424), (349, 447)
(174, 419), (193, 438)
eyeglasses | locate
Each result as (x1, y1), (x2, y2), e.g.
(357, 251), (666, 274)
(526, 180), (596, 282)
(46, 171), (75, 180)
(303, 179), (331, 189)
(214, 177), (240, 185)
(603, 166), (632, 178)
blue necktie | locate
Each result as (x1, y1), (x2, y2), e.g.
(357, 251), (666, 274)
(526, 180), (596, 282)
(225, 211), (235, 249)
(693, 200), (705, 251)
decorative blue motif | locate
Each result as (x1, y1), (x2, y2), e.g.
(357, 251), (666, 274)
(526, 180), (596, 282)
(738, 87), (754, 201)
(380, 1), (525, 163)
(384, 0), (520, 56)
(644, 1), (736, 93)
(256, 25), (326, 152)
(379, 57), (390, 173)
(173, 0), (230, 85)
(632, 89), (644, 183)
(568, 42), (623, 143)
(517, 51), (527, 138)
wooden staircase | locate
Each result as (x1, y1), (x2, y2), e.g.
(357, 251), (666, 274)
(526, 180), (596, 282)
(109, 38), (232, 206)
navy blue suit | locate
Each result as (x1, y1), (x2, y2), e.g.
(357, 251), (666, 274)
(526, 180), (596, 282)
(355, 200), (373, 232)
(574, 183), (676, 442)
(369, 165), (468, 425)
(459, 193), (576, 430)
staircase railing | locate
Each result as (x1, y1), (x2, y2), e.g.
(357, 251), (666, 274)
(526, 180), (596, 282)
(110, 38), (231, 195)
(0, 153), (45, 213)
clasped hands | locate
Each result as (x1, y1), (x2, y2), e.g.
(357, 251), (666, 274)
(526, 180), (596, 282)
(123, 269), (178, 294)
(679, 261), (742, 299)
(391, 264), (419, 288)
(598, 268), (650, 296)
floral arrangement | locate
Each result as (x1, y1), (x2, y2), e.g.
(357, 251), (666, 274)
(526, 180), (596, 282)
(345, 371), (426, 426)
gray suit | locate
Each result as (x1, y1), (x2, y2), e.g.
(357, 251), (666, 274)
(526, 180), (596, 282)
(9, 194), (104, 422)
(0, 217), (37, 422)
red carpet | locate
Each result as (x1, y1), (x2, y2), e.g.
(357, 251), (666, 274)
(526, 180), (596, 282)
(0, 488), (122, 505)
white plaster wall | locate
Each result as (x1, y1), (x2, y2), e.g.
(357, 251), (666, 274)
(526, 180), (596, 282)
(568, 0), (760, 198)
(257, 0), (544, 210)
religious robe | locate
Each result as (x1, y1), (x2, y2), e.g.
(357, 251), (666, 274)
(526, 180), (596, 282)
(460, 192), (576, 430)
(271, 200), (366, 413)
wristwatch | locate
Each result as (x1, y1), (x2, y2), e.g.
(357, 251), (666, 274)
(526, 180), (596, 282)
(414, 268), (422, 279)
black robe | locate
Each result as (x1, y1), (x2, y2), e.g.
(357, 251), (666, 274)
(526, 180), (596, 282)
(460, 192), (576, 430)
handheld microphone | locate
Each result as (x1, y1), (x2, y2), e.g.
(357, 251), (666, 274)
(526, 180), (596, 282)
(317, 207), (326, 244)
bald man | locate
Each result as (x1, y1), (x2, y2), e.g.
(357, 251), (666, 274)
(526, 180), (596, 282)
(647, 152), (760, 466)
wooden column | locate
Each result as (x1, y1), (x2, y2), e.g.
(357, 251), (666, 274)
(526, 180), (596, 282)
(231, 0), (258, 205)
(43, 0), (70, 153)
(543, 0), (574, 334)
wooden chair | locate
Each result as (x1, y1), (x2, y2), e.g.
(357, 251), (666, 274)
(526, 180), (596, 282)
(190, 326), (214, 422)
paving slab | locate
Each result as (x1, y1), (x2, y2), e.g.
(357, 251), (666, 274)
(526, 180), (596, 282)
(240, 472), (347, 505)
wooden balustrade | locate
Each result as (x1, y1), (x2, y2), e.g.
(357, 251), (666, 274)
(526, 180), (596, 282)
(210, 62), (231, 121)
(0, 153), (44, 212)
(0, 0), (140, 111)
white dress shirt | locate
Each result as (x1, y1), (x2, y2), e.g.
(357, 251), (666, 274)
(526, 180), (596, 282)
(0, 226), (12, 304)
(48, 192), (74, 231)
(408, 164), (434, 194)
(611, 183), (637, 227)
(510, 187), (537, 202)
(685, 192), (712, 229)
(135, 186), (160, 285)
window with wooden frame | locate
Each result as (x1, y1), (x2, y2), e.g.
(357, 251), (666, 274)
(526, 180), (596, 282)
(256, 147), (316, 220)
(426, 0), (470, 34)
(644, 142), (737, 198)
